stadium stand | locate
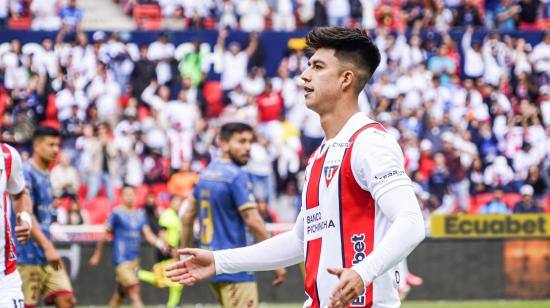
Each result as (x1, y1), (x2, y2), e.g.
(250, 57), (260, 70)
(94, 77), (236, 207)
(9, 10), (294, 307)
(0, 0), (548, 229)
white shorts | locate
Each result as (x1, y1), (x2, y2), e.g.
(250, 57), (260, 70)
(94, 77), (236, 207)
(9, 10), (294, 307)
(0, 270), (24, 308)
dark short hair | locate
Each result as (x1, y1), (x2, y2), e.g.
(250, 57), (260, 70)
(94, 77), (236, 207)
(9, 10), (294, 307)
(33, 126), (60, 141)
(306, 27), (381, 92)
(121, 183), (136, 191)
(219, 122), (254, 142)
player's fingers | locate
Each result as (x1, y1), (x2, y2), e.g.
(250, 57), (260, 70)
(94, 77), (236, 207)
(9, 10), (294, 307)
(176, 248), (199, 257)
(179, 276), (196, 286)
(329, 279), (349, 300)
(327, 267), (344, 277)
(166, 267), (188, 278)
(165, 260), (185, 271)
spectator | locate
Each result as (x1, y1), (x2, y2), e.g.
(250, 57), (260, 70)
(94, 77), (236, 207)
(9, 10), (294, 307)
(530, 32), (550, 85)
(518, 0), (540, 29)
(217, 0), (238, 30)
(468, 156), (486, 195)
(327, 0), (350, 26)
(60, 104), (84, 164)
(30, 0), (62, 30)
(513, 184), (543, 213)
(1, 39), (28, 91)
(57, 196), (87, 225)
(244, 137), (273, 216)
(59, 0), (83, 33)
(167, 160), (199, 199)
(130, 44), (157, 102)
(216, 29), (258, 92)
(55, 82), (88, 122)
(50, 151), (80, 198)
(441, 132), (470, 212)
(453, 0), (482, 28)
(178, 39), (205, 88)
(148, 32), (176, 86)
(85, 123), (118, 203)
(87, 62), (121, 129)
(524, 165), (547, 201)
(272, 0), (297, 31)
(427, 45), (456, 86)
(484, 156), (515, 192)
(428, 152), (451, 206)
(461, 26), (484, 79)
(237, 0), (269, 32)
(495, 0), (521, 30)
(143, 147), (168, 185)
(479, 187), (511, 214)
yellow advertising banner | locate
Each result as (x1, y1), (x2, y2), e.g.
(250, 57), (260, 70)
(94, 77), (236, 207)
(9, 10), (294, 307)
(431, 214), (550, 239)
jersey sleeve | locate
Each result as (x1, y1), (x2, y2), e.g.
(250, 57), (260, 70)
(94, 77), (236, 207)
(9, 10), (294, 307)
(231, 172), (257, 212)
(5, 145), (26, 195)
(159, 210), (170, 229)
(351, 128), (412, 201)
(106, 210), (118, 232)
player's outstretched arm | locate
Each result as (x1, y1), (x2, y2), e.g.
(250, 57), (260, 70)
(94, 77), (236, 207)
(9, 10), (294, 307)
(165, 248), (216, 286)
(240, 207), (287, 286)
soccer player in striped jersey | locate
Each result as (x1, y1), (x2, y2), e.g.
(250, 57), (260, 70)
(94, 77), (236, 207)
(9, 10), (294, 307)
(167, 27), (425, 308)
(0, 142), (33, 308)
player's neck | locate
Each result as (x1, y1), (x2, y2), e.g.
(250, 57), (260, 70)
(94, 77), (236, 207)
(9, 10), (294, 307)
(31, 155), (49, 172)
(319, 101), (359, 140)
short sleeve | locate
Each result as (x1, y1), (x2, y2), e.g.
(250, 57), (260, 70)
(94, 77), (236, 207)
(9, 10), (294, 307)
(231, 172), (257, 212)
(351, 128), (412, 202)
(106, 211), (118, 231)
(159, 210), (170, 228)
(5, 145), (25, 195)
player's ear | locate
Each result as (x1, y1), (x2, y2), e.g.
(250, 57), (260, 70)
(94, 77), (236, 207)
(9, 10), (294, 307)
(340, 70), (354, 92)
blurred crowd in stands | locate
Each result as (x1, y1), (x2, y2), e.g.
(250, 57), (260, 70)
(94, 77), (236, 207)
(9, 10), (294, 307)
(2, 0), (550, 31)
(0, 0), (549, 230)
(128, 0), (550, 31)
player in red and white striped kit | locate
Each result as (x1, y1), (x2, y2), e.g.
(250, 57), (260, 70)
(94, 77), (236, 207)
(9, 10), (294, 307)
(0, 143), (34, 308)
(166, 27), (425, 308)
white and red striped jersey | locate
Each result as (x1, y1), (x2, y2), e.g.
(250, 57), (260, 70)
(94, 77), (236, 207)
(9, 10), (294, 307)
(0, 144), (26, 275)
(301, 112), (411, 308)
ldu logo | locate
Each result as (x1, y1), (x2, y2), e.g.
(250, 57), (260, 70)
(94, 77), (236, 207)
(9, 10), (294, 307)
(323, 165), (339, 186)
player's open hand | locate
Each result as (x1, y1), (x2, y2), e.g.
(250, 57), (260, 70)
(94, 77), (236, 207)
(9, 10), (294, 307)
(165, 248), (215, 286)
(327, 267), (365, 308)
(272, 268), (286, 286)
(45, 246), (64, 271)
(14, 213), (31, 244)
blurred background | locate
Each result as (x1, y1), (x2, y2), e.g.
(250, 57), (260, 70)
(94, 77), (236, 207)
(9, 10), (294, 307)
(1, 0), (549, 306)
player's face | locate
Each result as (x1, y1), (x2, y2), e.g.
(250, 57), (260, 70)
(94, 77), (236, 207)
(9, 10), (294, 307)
(300, 48), (343, 114)
(121, 187), (136, 207)
(34, 136), (61, 164)
(225, 131), (253, 166)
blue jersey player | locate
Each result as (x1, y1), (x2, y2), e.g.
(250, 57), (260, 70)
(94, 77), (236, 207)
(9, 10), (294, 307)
(180, 122), (286, 307)
(15, 126), (76, 308)
(89, 185), (167, 308)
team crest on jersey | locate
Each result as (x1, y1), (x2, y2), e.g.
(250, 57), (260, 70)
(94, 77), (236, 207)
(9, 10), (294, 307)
(323, 161), (340, 186)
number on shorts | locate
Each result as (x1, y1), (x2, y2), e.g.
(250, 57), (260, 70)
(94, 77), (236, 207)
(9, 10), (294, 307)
(12, 299), (24, 308)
